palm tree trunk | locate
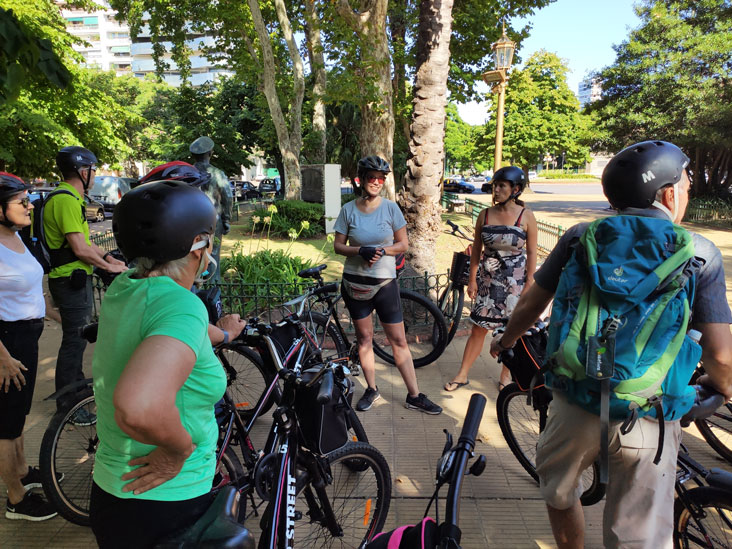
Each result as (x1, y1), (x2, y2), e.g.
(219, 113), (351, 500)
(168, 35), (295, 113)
(401, 0), (455, 274)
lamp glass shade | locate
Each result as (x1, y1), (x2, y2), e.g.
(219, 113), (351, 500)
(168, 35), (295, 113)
(492, 35), (515, 71)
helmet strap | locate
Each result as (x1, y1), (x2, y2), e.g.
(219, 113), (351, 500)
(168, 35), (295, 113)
(493, 186), (521, 207)
(191, 237), (217, 284)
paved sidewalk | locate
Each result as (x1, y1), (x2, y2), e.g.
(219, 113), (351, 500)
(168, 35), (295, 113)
(0, 322), (728, 548)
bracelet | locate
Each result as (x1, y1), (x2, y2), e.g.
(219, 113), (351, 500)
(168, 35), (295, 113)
(221, 330), (230, 345)
(102, 251), (112, 261)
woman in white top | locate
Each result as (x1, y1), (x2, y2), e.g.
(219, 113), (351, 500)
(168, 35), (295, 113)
(0, 173), (61, 521)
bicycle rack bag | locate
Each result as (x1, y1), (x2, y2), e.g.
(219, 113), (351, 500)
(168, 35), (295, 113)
(296, 369), (351, 454)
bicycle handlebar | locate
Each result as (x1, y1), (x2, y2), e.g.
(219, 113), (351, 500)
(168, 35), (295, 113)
(457, 393), (487, 449)
(680, 385), (726, 427)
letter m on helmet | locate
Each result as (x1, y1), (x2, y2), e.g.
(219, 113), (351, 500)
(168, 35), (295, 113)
(641, 170), (656, 183)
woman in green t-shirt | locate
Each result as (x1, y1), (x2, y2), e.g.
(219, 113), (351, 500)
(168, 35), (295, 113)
(90, 179), (227, 548)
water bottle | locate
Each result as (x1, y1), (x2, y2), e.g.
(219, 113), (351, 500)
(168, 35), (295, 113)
(688, 329), (702, 344)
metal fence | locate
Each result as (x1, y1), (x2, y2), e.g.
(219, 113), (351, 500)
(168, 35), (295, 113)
(90, 230), (116, 252)
(684, 204), (732, 224)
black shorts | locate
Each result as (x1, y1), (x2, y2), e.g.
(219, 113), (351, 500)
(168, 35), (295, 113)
(341, 274), (403, 324)
(90, 482), (215, 548)
(0, 318), (44, 440)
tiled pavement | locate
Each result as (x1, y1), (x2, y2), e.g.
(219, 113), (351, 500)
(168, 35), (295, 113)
(1, 319), (729, 548)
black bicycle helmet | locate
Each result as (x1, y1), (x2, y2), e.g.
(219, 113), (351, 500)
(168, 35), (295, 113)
(602, 140), (689, 210)
(0, 172), (30, 203)
(56, 146), (98, 190)
(139, 161), (211, 188)
(492, 166), (526, 205)
(357, 156), (391, 179)
(113, 180), (216, 263)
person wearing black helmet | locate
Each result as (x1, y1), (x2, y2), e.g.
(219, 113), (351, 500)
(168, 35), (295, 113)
(0, 173), (62, 521)
(490, 141), (732, 547)
(89, 181), (233, 547)
(190, 137), (233, 285)
(45, 146), (127, 414)
(334, 155), (442, 415)
(444, 165), (537, 393)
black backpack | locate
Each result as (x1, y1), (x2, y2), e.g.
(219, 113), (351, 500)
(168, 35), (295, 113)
(19, 189), (83, 274)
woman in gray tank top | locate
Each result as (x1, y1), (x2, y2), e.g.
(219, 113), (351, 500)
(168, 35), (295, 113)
(334, 156), (442, 415)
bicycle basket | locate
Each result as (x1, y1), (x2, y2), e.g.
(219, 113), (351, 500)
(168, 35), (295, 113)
(450, 252), (470, 286)
(295, 369), (350, 455)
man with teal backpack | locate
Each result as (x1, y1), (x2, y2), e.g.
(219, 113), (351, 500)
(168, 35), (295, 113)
(490, 141), (732, 548)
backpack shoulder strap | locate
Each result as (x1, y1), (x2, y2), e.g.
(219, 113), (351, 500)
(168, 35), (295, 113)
(514, 208), (526, 227)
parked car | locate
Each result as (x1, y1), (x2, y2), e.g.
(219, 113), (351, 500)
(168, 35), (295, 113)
(238, 181), (261, 200)
(29, 187), (106, 223)
(91, 175), (133, 211)
(443, 177), (475, 194)
(481, 181), (493, 194)
(258, 177), (281, 195)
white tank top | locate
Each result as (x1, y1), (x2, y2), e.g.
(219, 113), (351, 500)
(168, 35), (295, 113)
(0, 233), (45, 321)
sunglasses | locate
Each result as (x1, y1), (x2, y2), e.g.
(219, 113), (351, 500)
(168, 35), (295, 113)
(366, 175), (386, 183)
(8, 197), (31, 208)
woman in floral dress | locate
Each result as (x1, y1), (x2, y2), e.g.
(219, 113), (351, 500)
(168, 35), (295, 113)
(444, 166), (537, 391)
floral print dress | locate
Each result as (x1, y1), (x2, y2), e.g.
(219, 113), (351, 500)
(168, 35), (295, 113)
(469, 208), (527, 329)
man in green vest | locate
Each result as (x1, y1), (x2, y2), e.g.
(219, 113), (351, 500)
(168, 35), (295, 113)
(190, 136), (232, 284)
(45, 146), (127, 414)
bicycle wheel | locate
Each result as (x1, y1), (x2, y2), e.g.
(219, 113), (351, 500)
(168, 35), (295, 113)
(294, 442), (391, 547)
(372, 288), (447, 368)
(300, 312), (348, 363)
(437, 285), (465, 345)
(695, 402), (732, 464)
(341, 409), (369, 472)
(219, 344), (275, 422)
(496, 383), (605, 506)
(675, 486), (732, 548)
(40, 394), (97, 526)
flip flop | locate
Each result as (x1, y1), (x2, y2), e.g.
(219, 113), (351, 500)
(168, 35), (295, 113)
(444, 380), (470, 392)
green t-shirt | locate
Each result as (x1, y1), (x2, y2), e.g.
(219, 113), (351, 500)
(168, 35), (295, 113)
(42, 182), (92, 278)
(92, 271), (226, 501)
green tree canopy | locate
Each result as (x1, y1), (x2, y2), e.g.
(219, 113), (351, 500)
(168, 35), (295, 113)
(480, 50), (591, 176)
(589, 0), (732, 196)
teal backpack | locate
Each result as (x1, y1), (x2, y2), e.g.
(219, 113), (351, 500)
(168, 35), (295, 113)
(543, 215), (703, 481)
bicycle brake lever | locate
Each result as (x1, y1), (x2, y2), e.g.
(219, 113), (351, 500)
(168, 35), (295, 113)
(442, 429), (453, 455)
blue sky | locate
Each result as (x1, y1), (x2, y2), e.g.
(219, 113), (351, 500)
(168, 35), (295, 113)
(456, 0), (642, 125)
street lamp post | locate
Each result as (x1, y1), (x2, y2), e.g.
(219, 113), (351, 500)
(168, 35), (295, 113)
(481, 25), (516, 173)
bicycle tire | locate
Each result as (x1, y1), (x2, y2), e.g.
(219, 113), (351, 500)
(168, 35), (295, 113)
(40, 394), (97, 526)
(372, 288), (448, 368)
(294, 441), (391, 547)
(437, 285), (465, 345)
(219, 344), (275, 423)
(694, 402), (732, 465)
(674, 486), (732, 548)
(341, 408), (369, 472)
(496, 383), (605, 506)
(300, 311), (348, 364)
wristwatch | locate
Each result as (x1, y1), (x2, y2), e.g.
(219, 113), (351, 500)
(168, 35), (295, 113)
(221, 330), (230, 345)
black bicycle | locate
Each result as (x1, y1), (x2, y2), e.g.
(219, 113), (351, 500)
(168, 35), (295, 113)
(365, 393), (487, 548)
(288, 264), (448, 369)
(675, 385), (732, 548)
(436, 220), (473, 345)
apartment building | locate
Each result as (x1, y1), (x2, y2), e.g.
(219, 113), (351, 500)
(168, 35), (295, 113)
(59, 1), (132, 75)
(578, 76), (602, 108)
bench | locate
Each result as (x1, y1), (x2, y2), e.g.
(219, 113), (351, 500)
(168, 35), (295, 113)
(447, 197), (465, 213)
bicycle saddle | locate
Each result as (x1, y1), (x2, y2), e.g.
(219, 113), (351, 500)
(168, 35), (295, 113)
(154, 487), (254, 548)
(298, 264), (327, 279)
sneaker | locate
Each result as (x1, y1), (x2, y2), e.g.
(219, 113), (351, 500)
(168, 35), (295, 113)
(405, 393), (442, 415)
(356, 387), (380, 411)
(70, 408), (96, 426)
(6, 491), (57, 521)
(19, 466), (64, 490)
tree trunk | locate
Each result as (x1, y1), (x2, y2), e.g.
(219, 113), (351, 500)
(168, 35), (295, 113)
(335, 0), (395, 200)
(246, 0), (304, 200)
(304, 0), (327, 164)
(401, 0), (455, 275)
